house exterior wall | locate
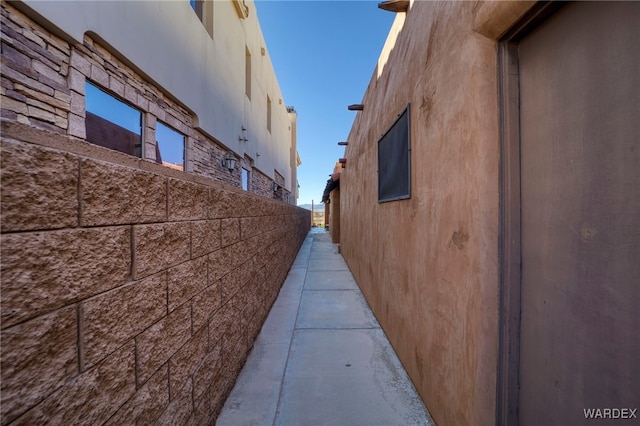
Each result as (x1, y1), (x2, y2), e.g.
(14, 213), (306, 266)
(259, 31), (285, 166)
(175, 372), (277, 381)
(0, 120), (310, 424)
(339, 1), (535, 425)
(2, 0), (298, 202)
(329, 188), (340, 244)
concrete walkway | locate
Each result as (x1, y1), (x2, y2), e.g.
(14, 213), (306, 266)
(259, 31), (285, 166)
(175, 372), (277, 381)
(216, 229), (434, 426)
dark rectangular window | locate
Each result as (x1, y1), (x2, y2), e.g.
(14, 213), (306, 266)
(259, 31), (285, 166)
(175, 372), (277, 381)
(378, 104), (411, 202)
(85, 81), (142, 158)
(267, 95), (272, 132)
(245, 47), (251, 99)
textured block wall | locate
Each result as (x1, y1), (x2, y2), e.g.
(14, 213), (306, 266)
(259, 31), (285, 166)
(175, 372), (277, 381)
(0, 120), (310, 425)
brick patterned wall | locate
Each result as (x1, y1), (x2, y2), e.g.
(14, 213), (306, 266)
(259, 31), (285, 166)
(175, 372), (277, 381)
(0, 120), (311, 424)
(0, 2), (287, 200)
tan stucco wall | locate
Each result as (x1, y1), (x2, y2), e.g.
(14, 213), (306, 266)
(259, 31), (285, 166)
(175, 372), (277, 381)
(340, 2), (534, 425)
(329, 188), (340, 244)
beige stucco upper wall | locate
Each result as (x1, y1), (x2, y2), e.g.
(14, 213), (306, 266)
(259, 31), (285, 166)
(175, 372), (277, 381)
(19, 0), (295, 191)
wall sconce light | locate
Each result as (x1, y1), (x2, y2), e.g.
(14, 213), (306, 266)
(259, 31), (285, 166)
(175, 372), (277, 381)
(348, 104), (364, 111)
(272, 182), (279, 192)
(338, 141), (348, 146)
(221, 152), (237, 172)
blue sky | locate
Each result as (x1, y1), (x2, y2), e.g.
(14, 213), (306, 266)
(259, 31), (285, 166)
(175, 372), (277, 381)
(254, 1), (394, 206)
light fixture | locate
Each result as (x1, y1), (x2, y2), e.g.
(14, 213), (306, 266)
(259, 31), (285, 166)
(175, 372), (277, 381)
(272, 182), (279, 192)
(221, 152), (237, 172)
(338, 141), (348, 146)
(348, 104), (364, 111)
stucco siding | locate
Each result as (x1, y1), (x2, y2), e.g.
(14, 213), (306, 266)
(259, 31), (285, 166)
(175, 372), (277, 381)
(340, 2), (534, 425)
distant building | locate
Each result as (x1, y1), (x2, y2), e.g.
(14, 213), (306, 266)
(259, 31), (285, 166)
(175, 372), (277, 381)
(1, 0), (300, 203)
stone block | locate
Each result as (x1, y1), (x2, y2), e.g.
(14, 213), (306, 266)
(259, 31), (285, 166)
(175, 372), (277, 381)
(168, 178), (207, 221)
(190, 385), (212, 426)
(103, 364), (169, 426)
(208, 300), (237, 346)
(32, 59), (66, 87)
(81, 273), (167, 369)
(80, 159), (167, 226)
(191, 219), (221, 258)
(70, 90), (84, 117)
(136, 92), (149, 111)
(54, 114), (68, 129)
(222, 330), (247, 378)
(136, 303), (191, 385)
(67, 112), (85, 138)
(240, 216), (265, 240)
(209, 371), (230, 419)
(168, 325), (208, 400)
(1, 109), (18, 120)
(154, 377), (193, 426)
(109, 75), (124, 98)
(0, 96), (28, 115)
(192, 280), (222, 332)
(192, 340), (222, 402)
(168, 256), (208, 313)
(54, 89), (71, 105)
(1, 226), (131, 328)
(133, 222), (191, 279)
(209, 187), (248, 219)
(124, 84), (137, 105)
(2, 43), (31, 70)
(0, 139), (78, 232)
(244, 234), (263, 259)
(221, 258), (254, 303)
(90, 64), (109, 87)
(27, 104), (55, 122)
(207, 243), (243, 282)
(70, 49), (91, 75)
(221, 218), (240, 247)
(67, 67), (85, 94)
(13, 341), (135, 425)
(0, 307), (78, 423)
(1, 58), (54, 96)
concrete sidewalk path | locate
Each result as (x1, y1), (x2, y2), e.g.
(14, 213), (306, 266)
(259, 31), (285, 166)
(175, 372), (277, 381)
(216, 229), (434, 426)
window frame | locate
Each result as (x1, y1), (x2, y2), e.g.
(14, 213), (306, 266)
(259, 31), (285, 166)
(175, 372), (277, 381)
(155, 121), (186, 172)
(84, 80), (143, 158)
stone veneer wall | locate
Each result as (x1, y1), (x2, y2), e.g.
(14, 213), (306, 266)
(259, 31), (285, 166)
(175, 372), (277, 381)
(0, 120), (311, 424)
(0, 2), (288, 199)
